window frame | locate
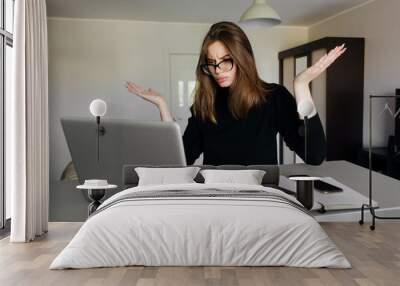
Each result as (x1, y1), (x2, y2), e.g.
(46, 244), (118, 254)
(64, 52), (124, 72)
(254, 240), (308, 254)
(0, 0), (14, 231)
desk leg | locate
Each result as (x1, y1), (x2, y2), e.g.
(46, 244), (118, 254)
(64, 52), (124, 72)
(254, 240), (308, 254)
(296, 181), (314, 210)
(88, 189), (105, 216)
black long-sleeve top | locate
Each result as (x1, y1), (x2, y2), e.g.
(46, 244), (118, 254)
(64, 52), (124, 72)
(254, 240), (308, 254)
(182, 82), (326, 166)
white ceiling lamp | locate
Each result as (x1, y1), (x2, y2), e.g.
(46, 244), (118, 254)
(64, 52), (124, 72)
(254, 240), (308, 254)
(240, 0), (281, 27)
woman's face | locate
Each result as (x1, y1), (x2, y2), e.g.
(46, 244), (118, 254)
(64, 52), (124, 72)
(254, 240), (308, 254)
(206, 41), (237, 87)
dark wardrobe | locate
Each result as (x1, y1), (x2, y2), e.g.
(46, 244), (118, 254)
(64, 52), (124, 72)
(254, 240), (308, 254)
(278, 37), (365, 165)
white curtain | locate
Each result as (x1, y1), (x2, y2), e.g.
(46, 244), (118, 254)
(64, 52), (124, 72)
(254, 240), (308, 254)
(9, 0), (49, 242)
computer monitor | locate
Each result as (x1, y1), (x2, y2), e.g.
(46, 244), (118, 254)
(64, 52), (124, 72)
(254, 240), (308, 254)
(61, 117), (187, 190)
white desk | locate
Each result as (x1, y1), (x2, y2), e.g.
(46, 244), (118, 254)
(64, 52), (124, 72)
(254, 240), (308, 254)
(278, 160), (400, 221)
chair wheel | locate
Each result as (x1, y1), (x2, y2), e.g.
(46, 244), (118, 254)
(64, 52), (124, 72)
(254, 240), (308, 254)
(358, 220), (364, 225)
(370, 225), (375, 231)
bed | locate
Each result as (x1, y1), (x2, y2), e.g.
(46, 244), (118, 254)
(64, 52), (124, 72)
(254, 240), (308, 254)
(49, 164), (351, 269)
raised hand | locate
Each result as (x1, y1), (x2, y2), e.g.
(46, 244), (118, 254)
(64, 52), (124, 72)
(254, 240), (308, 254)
(295, 43), (347, 85)
(125, 81), (164, 107)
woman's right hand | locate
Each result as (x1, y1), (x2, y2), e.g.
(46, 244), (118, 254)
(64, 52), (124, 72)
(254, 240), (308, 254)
(125, 81), (164, 107)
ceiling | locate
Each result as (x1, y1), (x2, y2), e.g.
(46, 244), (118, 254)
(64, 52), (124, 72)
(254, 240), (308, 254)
(46, 0), (373, 27)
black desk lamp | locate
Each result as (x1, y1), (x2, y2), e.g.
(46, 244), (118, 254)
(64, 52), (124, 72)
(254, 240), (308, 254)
(298, 98), (315, 164)
(89, 99), (107, 163)
(290, 98), (316, 210)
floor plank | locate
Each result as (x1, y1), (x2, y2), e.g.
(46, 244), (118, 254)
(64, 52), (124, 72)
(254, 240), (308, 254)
(0, 222), (399, 286)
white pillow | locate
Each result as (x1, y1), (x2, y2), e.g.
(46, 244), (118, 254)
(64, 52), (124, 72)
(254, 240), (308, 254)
(135, 167), (201, 186)
(200, 169), (266, 185)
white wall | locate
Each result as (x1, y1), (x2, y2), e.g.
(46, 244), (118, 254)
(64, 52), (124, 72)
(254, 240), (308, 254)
(309, 0), (400, 148)
(48, 17), (308, 183)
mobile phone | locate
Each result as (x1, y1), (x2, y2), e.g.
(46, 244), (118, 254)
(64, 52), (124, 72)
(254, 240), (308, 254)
(314, 180), (343, 193)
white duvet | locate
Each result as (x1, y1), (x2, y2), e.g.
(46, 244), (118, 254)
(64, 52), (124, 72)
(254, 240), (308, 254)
(50, 183), (351, 269)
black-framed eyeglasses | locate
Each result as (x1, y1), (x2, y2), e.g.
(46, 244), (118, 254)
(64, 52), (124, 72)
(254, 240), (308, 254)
(201, 58), (234, 75)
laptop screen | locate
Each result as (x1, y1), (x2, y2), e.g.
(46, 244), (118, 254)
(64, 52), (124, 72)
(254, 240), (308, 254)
(61, 117), (187, 190)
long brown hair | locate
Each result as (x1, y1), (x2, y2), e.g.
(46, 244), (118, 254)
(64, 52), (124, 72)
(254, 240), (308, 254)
(193, 21), (270, 124)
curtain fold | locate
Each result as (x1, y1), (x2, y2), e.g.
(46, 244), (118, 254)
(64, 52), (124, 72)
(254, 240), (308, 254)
(10, 0), (49, 242)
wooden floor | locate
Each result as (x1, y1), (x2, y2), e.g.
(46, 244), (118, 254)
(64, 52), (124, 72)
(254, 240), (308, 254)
(0, 222), (400, 286)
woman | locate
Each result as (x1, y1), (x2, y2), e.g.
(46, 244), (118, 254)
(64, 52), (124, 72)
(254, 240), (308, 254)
(126, 22), (346, 166)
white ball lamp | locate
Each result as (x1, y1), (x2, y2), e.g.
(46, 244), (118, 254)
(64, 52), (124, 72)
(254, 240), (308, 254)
(297, 99), (317, 165)
(89, 99), (107, 162)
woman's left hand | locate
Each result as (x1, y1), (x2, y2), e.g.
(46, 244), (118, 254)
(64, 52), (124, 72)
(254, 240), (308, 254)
(295, 44), (347, 85)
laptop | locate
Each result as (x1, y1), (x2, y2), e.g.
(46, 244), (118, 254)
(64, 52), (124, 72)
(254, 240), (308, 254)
(60, 117), (187, 191)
